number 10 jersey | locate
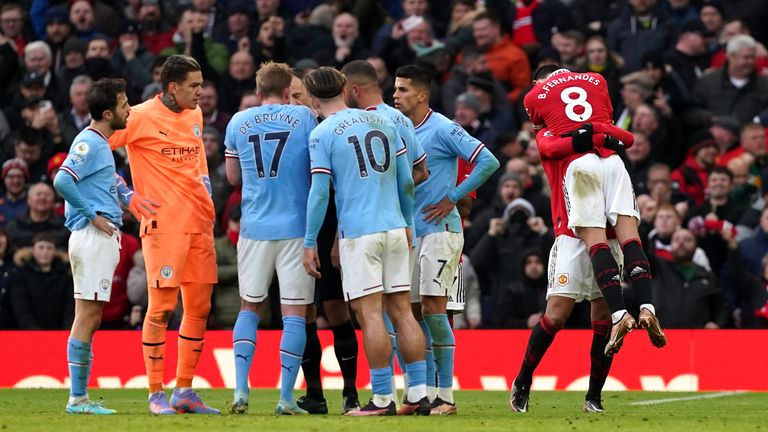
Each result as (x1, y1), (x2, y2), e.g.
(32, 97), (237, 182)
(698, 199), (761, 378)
(224, 103), (318, 241)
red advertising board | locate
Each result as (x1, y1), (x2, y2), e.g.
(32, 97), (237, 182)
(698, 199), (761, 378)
(2, 330), (767, 391)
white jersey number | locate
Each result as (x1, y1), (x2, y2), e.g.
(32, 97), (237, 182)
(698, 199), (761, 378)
(560, 86), (593, 122)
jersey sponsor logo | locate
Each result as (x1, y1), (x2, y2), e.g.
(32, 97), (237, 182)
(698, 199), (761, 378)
(160, 266), (173, 279)
(99, 279), (111, 292)
(74, 142), (89, 155)
(557, 273), (569, 286)
(193, 124), (201, 138)
(160, 146), (200, 163)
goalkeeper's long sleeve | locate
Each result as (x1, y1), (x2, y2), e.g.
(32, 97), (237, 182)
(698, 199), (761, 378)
(447, 148), (499, 203)
(52, 170), (97, 221)
(304, 173), (331, 249)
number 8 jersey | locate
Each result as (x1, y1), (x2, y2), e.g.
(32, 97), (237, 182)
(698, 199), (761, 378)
(224, 104), (318, 241)
(309, 108), (409, 239)
(523, 69), (616, 137)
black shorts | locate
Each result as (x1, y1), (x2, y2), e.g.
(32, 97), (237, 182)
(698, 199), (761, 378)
(315, 192), (344, 302)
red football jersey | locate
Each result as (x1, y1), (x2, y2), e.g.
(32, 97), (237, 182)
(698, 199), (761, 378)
(524, 70), (634, 156)
(457, 159), (477, 200)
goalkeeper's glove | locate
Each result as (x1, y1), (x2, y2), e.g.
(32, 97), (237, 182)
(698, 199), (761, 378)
(202, 175), (212, 197)
(562, 123), (594, 154)
(114, 174), (160, 220)
(603, 135), (631, 173)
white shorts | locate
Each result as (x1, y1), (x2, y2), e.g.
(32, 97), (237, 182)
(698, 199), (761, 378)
(69, 224), (120, 302)
(339, 228), (411, 301)
(446, 262), (465, 312)
(411, 231), (464, 303)
(546, 235), (624, 302)
(564, 153), (639, 230)
(238, 237), (314, 305)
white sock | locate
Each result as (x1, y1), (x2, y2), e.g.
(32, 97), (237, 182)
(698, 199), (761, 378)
(611, 309), (628, 324)
(640, 304), (656, 315)
(68, 394), (88, 405)
(427, 386), (437, 402)
(372, 394), (392, 408)
(176, 387), (191, 393)
(407, 384), (427, 402)
(437, 387), (454, 404)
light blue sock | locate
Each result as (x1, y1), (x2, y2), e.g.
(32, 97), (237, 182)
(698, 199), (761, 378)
(405, 360), (427, 401)
(67, 338), (91, 399)
(418, 320), (435, 389)
(279, 316), (306, 403)
(424, 314), (455, 401)
(233, 310), (260, 396)
(370, 366), (393, 399)
(382, 312), (401, 373)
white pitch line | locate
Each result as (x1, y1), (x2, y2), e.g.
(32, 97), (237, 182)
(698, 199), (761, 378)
(629, 391), (748, 406)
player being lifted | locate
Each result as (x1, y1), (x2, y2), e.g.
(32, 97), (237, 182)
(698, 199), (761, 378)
(393, 65), (499, 415)
(53, 78), (130, 415)
(224, 62), (318, 415)
(340, 59), (429, 410)
(522, 65), (665, 355)
(109, 55), (219, 415)
(302, 67), (427, 416)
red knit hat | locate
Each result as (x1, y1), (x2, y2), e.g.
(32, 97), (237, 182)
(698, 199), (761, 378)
(47, 152), (68, 179)
(1, 158), (30, 180)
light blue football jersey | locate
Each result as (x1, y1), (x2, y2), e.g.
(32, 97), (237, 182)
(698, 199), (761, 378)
(224, 104), (317, 240)
(413, 109), (486, 237)
(59, 127), (122, 231)
(309, 108), (408, 239)
(367, 103), (426, 168)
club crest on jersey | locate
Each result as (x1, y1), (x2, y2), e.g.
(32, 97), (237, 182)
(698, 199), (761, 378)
(193, 124), (201, 137)
(557, 273), (569, 286)
(99, 279), (111, 292)
(74, 142), (89, 155)
(160, 266), (173, 279)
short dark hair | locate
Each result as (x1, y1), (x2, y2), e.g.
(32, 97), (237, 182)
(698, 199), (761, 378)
(303, 67), (346, 99)
(87, 78), (126, 120)
(394, 65), (432, 91)
(160, 55), (201, 92)
(710, 166), (734, 181)
(473, 11), (499, 26)
(532, 64), (561, 81)
(16, 127), (42, 147)
(31, 231), (56, 247)
(341, 60), (379, 87)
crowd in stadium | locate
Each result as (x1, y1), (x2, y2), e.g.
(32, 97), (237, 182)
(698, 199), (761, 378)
(0, 0), (767, 331)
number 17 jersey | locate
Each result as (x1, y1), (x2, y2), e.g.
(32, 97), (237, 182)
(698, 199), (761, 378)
(224, 104), (318, 241)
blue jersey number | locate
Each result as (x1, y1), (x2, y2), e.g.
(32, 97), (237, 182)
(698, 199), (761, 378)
(248, 131), (290, 178)
(347, 130), (391, 178)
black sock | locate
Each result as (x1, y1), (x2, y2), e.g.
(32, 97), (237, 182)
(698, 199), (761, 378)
(587, 320), (613, 400)
(302, 321), (324, 401)
(516, 316), (558, 388)
(589, 243), (626, 313)
(331, 320), (358, 397)
(622, 239), (653, 307)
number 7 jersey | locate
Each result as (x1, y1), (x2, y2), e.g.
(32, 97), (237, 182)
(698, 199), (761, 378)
(523, 69), (615, 137)
(224, 104), (318, 241)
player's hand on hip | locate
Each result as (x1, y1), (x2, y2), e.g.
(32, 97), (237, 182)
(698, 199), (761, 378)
(331, 236), (341, 269)
(422, 195), (456, 224)
(129, 194), (161, 220)
(405, 226), (413, 249)
(304, 247), (322, 278)
(91, 215), (117, 236)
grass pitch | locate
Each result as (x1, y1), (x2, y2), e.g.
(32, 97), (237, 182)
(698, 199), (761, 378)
(0, 389), (764, 431)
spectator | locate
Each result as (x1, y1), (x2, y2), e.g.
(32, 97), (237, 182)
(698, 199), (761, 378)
(380, 14), (434, 74)
(644, 228), (728, 328)
(372, 0), (431, 54)
(665, 0), (699, 30)
(0, 158), (30, 225)
(614, 71), (654, 129)
(6, 182), (68, 248)
(664, 19), (709, 89)
(551, 29), (584, 70)
(102, 232), (141, 329)
(10, 232), (73, 329)
(202, 126), (232, 224)
(709, 17), (768, 74)
(42, 6), (72, 72)
(607, 0), (675, 72)
(738, 206), (768, 277)
(627, 131), (653, 192)
(688, 35), (768, 129)
(161, 8), (228, 75)
(569, 0), (626, 37)
(671, 130), (718, 207)
(367, 56), (394, 106)
(699, 0), (726, 47)
(11, 128), (49, 182)
(645, 163), (689, 216)
(470, 12), (530, 103)
(726, 229), (768, 329)
(217, 51), (256, 114)
(632, 103), (683, 167)
(136, 0), (175, 55)
(443, 45), (508, 118)
(495, 249), (548, 329)
(0, 3), (31, 56)
(575, 35), (625, 109)
(443, 0), (479, 55)
(647, 203), (711, 270)
(453, 92), (497, 146)
(140, 56), (165, 102)
(238, 90), (259, 111)
(709, 115), (740, 162)
(111, 21), (156, 101)
(211, 204), (240, 328)
(0, 228), (16, 329)
(199, 80), (231, 134)
(215, 1), (253, 54)
(312, 13), (370, 68)
(250, 15), (287, 65)
(58, 75), (92, 146)
(5, 70), (51, 131)
(55, 37), (88, 93)
(466, 72), (514, 135)
(639, 49), (690, 116)
(720, 122), (767, 170)
(504, 158), (552, 226)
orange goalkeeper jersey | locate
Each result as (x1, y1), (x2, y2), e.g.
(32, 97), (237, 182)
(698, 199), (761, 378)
(110, 95), (214, 235)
